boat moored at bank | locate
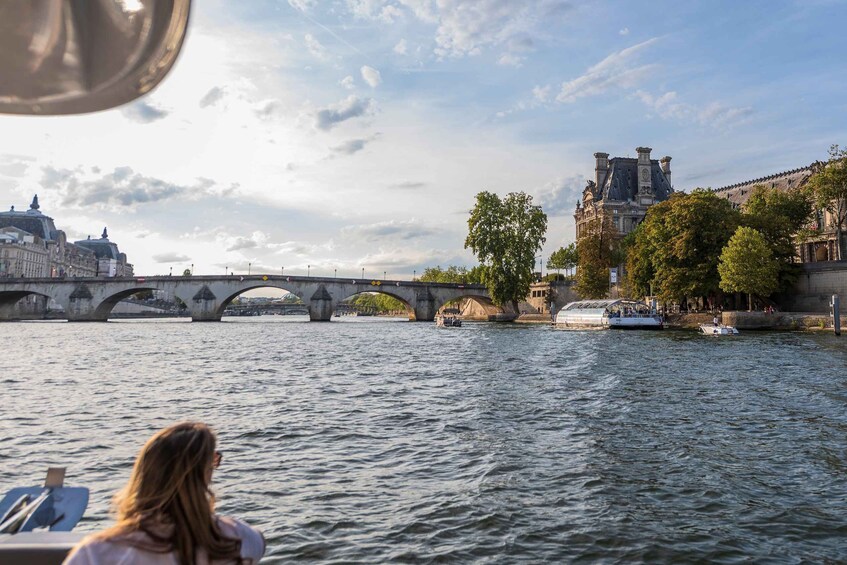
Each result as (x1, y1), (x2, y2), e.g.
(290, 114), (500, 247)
(555, 299), (663, 329)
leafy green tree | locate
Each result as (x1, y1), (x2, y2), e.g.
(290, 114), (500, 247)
(547, 243), (577, 277)
(182, 268), (192, 276)
(574, 209), (620, 299)
(418, 265), (483, 284)
(465, 191), (547, 313)
(718, 226), (780, 310)
(807, 144), (847, 260)
(742, 184), (812, 290)
(624, 190), (741, 303)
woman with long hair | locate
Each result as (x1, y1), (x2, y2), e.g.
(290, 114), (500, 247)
(64, 422), (265, 564)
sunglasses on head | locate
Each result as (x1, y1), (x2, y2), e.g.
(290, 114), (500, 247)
(213, 451), (223, 469)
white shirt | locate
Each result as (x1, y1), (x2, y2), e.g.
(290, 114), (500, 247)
(63, 515), (265, 564)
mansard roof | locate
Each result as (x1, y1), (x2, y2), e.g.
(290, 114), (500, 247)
(74, 237), (122, 260)
(712, 163), (819, 207)
(0, 195), (62, 241)
(596, 158), (673, 202)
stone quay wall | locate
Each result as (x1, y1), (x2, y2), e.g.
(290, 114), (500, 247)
(779, 262), (847, 313)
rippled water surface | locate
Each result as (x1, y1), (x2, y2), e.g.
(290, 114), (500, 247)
(1, 317), (846, 563)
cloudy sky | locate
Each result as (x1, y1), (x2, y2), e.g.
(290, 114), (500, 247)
(1, 0), (845, 278)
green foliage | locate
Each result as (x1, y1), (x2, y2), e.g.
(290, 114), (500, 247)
(742, 184), (812, 291)
(418, 265), (483, 283)
(465, 191), (547, 311)
(718, 226), (780, 305)
(182, 268), (192, 276)
(807, 144), (847, 260)
(547, 243), (578, 276)
(280, 293), (304, 304)
(348, 292), (406, 312)
(574, 210), (620, 299)
(624, 190), (742, 302)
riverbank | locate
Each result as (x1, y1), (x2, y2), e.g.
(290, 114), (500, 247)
(664, 311), (845, 331)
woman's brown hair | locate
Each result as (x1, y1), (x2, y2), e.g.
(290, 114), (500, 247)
(94, 422), (242, 564)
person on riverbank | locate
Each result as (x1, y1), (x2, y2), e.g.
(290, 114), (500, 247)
(64, 422), (265, 564)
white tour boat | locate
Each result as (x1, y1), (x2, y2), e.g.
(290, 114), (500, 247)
(555, 299), (663, 329)
(699, 323), (739, 336)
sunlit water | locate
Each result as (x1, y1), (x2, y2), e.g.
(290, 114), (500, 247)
(1, 317), (846, 563)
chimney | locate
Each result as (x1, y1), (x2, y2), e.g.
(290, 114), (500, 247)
(660, 156), (672, 187)
(636, 146), (652, 164)
(594, 152), (609, 187)
(636, 147), (653, 197)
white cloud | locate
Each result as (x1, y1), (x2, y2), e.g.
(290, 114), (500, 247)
(498, 53), (523, 67)
(619, 27), (629, 36)
(304, 33), (329, 60)
(314, 95), (375, 130)
(532, 84), (552, 102)
(199, 86), (225, 108)
(153, 252), (191, 263)
(534, 175), (586, 216)
(288, 0), (317, 12)
(556, 38), (659, 103)
(361, 65), (382, 88)
(342, 219), (438, 241)
(635, 90), (754, 128)
(340, 75), (356, 89)
(393, 39), (408, 55)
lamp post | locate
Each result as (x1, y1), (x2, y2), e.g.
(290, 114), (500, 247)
(281, 267), (284, 277)
(225, 266), (228, 275)
(361, 267), (364, 280)
(307, 264), (310, 277)
(191, 263), (194, 276)
(413, 270), (416, 281)
(334, 268), (337, 279)
(169, 266), (172, 276)
(383, 271), (386, 280)
(248, 262), (251, 275)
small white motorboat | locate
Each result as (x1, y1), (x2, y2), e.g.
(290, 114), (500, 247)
(699, 323), (739, 336)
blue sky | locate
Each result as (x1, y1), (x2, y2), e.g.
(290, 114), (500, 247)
(0, 0), (845, 278)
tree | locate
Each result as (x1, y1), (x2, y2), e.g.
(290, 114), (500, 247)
(547, 243), (577, 277)
(718, 226), (780, 310)
(419, 265), (483, 284)
(742, 184), (812, 291)
(465, 191), (547, 313)
(182, 268), (192, 276)
(624, 190), (741, 304)
(574, 209), (620, 299)
(807, 144), (847, 260)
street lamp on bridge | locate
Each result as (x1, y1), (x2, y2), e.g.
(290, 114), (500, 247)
(307, 264), (310, 277)
(248, 262), (251, 275)
(191, 263), (194, 276)
(361, 267), (364, 279)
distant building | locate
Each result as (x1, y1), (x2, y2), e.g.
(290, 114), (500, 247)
(575, 146), (674, 239)
(712, 162), (839, 263)
(74, 227), (134, 277)
(0, 226), (49, 278)
(0, 195), (97, 277)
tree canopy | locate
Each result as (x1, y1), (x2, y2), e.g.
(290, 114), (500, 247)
(718, 226), (780, 309)
(741, 184), (812, 291)
(624, 190), (741, 302)
(547, 243), (577, 277)
(574, 209), (620, 299)
(807, 144), (847, 260)
(418, 265), (484, 284)
(465, 191), (547, 312)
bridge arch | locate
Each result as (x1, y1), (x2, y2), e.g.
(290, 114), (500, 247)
(203, 283), (302, 321)
(0, 290), (53, 321)
(338, 288), (415, 320)
(90, 286), (163, 320)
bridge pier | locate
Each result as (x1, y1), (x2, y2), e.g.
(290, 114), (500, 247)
(64, 284), (109, 322)
(308, 285), (334, 321)
(188, 285), (223, 322)
(414, 287), (437, 322)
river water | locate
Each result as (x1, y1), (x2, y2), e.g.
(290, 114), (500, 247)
(1, 317), (845, 563)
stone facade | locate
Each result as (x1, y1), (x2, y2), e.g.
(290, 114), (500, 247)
(0, 227), (50, 278)
(575, 146), (673, 240)
(711, 163), (841, 262)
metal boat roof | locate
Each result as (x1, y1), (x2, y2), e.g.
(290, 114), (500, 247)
(562, 299), (647, 311)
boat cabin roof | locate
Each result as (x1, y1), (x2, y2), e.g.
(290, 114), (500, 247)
(561, 299), (648, 311)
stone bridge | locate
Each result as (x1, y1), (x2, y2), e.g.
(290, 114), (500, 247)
(0, 275), (504, 322)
